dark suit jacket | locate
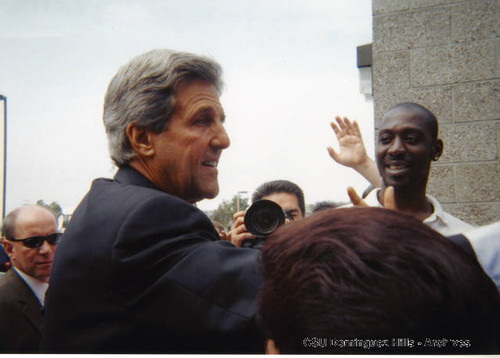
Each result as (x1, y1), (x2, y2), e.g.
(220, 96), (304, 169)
(41, 166), (264, 353)
(0, 268), (43, 352)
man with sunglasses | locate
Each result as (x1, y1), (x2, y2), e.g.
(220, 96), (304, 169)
(0, 205), (59, 352)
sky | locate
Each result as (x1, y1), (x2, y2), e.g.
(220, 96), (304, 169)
(0, 0), (374, 215)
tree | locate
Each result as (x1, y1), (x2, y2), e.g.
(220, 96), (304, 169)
(36, 200), (69, 229)
(211, 195), (249, 230)
(36, 200), (62, 216)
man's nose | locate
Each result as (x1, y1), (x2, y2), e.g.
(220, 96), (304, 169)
(38, 240), (55, 255)
(387, 137), (405, 155)
(212, 124), (230, 149)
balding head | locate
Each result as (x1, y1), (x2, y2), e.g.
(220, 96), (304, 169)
(2, 205), (58, 282)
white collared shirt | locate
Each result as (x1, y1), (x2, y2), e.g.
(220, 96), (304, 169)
(14, 266), (49, 305)
(463, 222), (500, 290)
(362, 189), (474, 236)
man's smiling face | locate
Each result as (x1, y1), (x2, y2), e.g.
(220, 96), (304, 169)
(376, 107), (440, 191)
(147, 79), (230, 203)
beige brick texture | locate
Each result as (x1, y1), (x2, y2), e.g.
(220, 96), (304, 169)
(372, 0), (499, 225)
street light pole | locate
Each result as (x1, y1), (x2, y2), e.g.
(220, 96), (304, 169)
(0, 95), (6, 220)
(236, 191), (248, 212)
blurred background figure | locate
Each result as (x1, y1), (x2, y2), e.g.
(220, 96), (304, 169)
(0, 244), (11, 273)
(258, 207), (500, 354)
(211, 220), (228, 240)
(449, 221), (500, 290)
(310, 200), (345, 214)
(0, 205), (60, 352)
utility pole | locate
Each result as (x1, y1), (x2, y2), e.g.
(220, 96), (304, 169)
(236, 191), (248, 212)
(0, 95), (7, 220)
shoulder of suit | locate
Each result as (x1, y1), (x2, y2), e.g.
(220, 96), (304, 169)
(0, 269), (30, 300)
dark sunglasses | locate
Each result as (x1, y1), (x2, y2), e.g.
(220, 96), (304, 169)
(8, 232), (62, 249)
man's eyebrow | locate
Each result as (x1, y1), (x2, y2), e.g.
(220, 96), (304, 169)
(194, 107), (225, 122)
(195, 107), (213, 115)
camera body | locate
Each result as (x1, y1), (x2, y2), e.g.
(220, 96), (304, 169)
(242, 199), (287, 249)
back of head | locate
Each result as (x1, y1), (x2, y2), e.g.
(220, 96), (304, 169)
(211, 220), (226, 235)
(103, 49), (223, 167)
(311, 200), (344, 213)
(251, 180), (305, 216)
(258, 207), (500, 354)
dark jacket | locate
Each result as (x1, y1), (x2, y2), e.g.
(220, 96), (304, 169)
(0, 268), (43, 352)
(41, 166), (264, 353)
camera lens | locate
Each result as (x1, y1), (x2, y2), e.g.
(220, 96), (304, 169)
(244, 200), (285, 237)
(250, 207), (280, 234)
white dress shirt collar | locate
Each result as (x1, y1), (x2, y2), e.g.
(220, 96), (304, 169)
(13, 266), (49, 305)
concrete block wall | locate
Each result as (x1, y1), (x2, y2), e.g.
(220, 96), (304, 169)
(372, 0), (499, 225)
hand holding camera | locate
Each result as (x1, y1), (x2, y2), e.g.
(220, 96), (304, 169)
(227, 200), (291, 249)
(226, 210), (255, 247)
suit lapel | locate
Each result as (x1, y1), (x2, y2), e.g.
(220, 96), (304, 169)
(5, 269), (43, 333)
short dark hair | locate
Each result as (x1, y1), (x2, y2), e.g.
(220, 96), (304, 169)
(384, 102), (439, 141)
(310, 200), (344, 213)
(258, 207), (500, 354)
(251, 180), (305, 216)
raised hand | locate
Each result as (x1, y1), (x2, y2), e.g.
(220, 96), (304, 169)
(328, 116), (382, 188)
(328, 116), (369, 168)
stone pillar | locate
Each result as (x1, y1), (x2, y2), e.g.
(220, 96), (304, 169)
(372, 0), (499, 225)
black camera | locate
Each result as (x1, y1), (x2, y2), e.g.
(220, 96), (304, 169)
(242, 199), (290, 249)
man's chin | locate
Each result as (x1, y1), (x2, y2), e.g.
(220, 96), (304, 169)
(204, 187), (219, 200)
(34, 270), (51, 283)
(383, 177), (410, 189)
(189, 186), (219, 203)
(388, 183), (415, 194)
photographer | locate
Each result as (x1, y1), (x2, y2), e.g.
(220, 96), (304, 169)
(226, 180), (305, 247)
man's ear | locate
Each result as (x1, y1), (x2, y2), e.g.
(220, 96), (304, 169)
(3, 241), (13, 257)
(266, 339), (280, 354)
(126, 123), (155, 157)
(432, 139), (444, 161)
